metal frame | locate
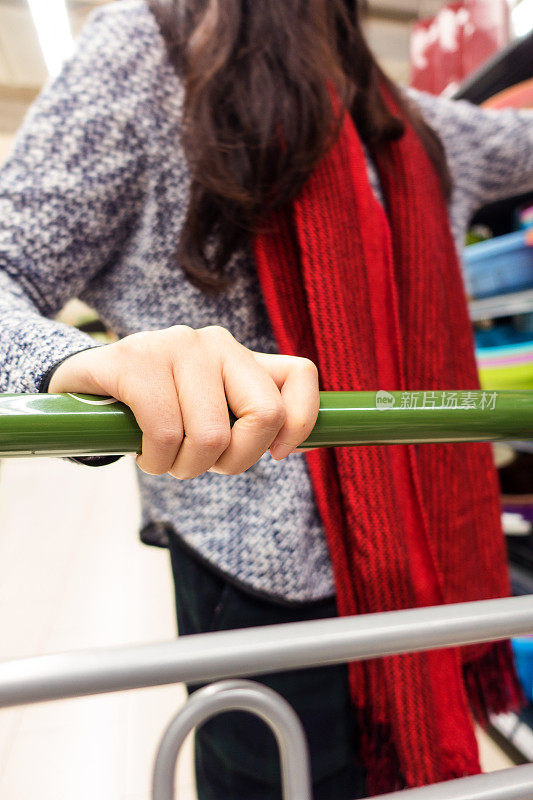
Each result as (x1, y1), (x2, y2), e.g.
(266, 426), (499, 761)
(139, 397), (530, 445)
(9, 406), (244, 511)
(152, 680), (313, 800)
(1, 391), (533, 799)
(1, 596), (532, 707)
(0, 596), (532, 799)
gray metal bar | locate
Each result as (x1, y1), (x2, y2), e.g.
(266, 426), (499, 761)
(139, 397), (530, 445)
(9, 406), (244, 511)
(0, 596), (531, 708)
(469, 288), (533, 322)
(370, 764), (533, 800)
(152, 680), (312, 800)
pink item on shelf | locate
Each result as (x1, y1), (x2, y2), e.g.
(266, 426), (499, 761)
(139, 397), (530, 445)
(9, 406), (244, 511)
(521, 208), (533, 230)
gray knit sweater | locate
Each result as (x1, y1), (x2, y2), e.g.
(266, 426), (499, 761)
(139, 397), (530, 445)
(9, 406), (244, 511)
(1, 0), (532, 602)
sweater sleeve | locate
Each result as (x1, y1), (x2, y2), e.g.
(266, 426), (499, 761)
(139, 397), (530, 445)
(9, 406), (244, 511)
(0, 5), (151, 394)
(406, 88), (533, 216)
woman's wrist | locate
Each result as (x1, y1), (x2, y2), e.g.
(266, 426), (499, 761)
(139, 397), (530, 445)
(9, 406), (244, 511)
(38, 346), (121, 467)
(39, 347), (100, 394)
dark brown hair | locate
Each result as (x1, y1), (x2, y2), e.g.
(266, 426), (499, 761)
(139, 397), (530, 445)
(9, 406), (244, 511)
(149, 0), (451, 290)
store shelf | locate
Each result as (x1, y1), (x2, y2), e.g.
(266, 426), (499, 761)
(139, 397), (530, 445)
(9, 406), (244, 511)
(510, 564), (533, 596)
(508, 442), (533, 455)
(509, 532), (533, 577)
(491, 555), (533, 761)
(470, 191), (533, 238)
(511, 563), (533, 597)
(456, 24), (533, 770)
(490, 707), (533, 763)
(469, 287), (533, 321)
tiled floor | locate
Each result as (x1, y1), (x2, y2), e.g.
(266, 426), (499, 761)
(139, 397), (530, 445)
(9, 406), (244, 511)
(0, 456), (514, 800)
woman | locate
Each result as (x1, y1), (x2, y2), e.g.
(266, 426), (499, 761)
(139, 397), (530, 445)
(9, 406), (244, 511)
(0, 1), (532, 797)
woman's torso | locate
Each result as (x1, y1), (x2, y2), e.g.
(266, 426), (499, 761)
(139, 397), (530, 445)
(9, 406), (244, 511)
(10, 0), (533, 602)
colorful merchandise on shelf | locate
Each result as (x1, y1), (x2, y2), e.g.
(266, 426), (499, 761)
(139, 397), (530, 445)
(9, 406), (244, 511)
(518, 204), (533, 230)
(512, 637), (533, 702)
(464, 229), (533, 299)
(475, 325), (533, 348)
(465, 224), (493, 246)
(482, 77), (533, 110)
(476, 341), (533, 390)
(502, 511), (532, 536)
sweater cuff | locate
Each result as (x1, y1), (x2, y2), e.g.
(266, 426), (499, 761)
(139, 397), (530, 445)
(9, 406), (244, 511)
(38, 347), (124, 468)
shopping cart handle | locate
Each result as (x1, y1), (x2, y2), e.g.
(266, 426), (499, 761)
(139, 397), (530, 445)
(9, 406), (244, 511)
(0, 390), (533, 458)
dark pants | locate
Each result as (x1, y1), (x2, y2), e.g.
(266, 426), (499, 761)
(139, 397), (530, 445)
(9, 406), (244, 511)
(168, 535), (367, 800)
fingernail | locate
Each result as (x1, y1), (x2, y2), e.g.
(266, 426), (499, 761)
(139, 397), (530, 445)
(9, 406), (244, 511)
(270, 444), (294, 461)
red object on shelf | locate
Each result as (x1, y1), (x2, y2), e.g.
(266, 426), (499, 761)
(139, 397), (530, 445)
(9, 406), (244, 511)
(410, 0), (510, 96)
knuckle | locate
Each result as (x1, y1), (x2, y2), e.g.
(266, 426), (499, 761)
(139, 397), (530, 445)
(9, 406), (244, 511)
(149, 426), (183, 448)
(298, 357), (319, 378)
(168, 324), (197, 340)
(199, 325), (234, 344)
(118, 331), (153, 356)
(199, 325), (233, 339)
(251, 401), (286, 429)
(191, 426), (231, 453)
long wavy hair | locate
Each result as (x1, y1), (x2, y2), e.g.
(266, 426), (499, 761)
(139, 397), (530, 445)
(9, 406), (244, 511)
(149, 0), (451, 290)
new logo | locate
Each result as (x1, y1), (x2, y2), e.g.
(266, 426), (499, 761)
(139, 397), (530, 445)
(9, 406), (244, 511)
(376, 390), (395, 410)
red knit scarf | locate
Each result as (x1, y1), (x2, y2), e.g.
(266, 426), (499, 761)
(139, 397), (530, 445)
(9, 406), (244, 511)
(253, 95), (523, 793)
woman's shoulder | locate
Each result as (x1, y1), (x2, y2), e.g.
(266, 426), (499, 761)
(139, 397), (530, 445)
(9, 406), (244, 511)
(404, 86), (533, 210)
(52, 0), (184, 135)
(83, 0), (159, 41)
(404, 87), (489, 145)
(404, 86), (531, 161)
(70, 0), (179, 100)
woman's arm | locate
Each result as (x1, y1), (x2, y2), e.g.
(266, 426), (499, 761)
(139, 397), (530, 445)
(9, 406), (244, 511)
(406, 87), (533, 214)
(0, 3), (320, 475)
(0, 5), (151, 393)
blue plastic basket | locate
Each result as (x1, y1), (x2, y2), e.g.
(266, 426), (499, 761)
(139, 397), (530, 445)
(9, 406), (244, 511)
(463, 230), (533, 300)
(512, 637), (533, 702)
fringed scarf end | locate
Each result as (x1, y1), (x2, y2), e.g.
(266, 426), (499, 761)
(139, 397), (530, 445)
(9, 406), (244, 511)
(464, 640), (525, 727)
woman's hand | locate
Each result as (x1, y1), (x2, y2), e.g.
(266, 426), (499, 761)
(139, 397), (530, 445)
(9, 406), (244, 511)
(48, 326), (319, 478)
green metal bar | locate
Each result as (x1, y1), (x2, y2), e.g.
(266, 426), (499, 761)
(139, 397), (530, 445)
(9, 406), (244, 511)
(0, 390), (532, 458)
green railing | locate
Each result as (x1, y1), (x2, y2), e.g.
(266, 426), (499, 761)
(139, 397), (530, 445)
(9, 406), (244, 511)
(0, 390), (532, 457)
(1, 389), (533, 799)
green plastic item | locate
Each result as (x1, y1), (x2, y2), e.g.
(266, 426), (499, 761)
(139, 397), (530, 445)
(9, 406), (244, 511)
(1, 390), (533, 458)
